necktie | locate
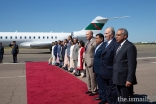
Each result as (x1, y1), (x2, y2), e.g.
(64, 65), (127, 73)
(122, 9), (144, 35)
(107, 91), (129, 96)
(115, 45), (121, 56)
(85, 40), (90, 52)
(105, 42), (108, 48)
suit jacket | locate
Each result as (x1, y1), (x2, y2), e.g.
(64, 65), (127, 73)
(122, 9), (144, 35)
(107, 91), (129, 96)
(0, 46), (4, 55)
(57, 45), (61, 57)
(54, 45), (58, 57)
(93, 42), (105, 74)
(100, 38), (118, 79)
(11, 44), (19, 54)
(67, 41), (71, 57)
(72, 43), (79, 60)
(113, 40), (137, 85)
(84, 38), (96, 67)
(61, 44), (67, 59)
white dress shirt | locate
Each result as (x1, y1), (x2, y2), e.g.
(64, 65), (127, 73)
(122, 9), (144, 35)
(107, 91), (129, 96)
(105, 39), (113, 48)
(94, 42), (103, 54)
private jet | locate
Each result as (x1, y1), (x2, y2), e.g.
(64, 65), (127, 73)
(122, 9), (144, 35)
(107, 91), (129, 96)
(0, 16), (129, 49)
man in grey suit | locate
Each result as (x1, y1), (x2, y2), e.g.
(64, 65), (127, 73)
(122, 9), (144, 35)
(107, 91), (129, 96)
(84, 30), (97, 96)
(113, 28), (137, 104)
(71, 38), (79, 74)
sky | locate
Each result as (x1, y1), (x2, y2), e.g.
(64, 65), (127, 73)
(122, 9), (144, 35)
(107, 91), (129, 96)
(0, 0), (156, 42)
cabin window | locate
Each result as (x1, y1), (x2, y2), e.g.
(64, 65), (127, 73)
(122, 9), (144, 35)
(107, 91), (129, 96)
(33, 36), (35, 39)
(55, 36), (57, 39)
(29, 36), (31, 39)
(15, 36), (17, 39)
(25, 36), (26, 39)
(51, 36), (53, 39)
(38, 36), (40, 39)
(47, 36), (49, 39)
(10, 36), (12, 39)
(43, 36), (45, 39)
(0, 36), (2, 39)
(20, 36), (22, 39)
(5, 36), (7, 39)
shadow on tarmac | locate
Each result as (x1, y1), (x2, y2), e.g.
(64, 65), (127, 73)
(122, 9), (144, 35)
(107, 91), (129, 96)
(134, 94), (156, 104)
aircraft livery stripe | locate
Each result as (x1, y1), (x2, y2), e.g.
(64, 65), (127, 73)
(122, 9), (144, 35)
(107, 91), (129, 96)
(91, 23), (101, 30)
(84, 23), (105, 30)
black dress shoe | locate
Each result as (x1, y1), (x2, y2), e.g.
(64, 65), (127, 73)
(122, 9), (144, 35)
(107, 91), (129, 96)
(74, 74), (80, 76)
(85, 91), (92, 94)
(93, 97), (101, 100)
(89, 93), (98, 96)
(74, 73), (80, 76)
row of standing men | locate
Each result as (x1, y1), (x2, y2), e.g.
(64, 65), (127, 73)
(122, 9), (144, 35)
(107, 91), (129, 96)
(49, 36), (86, 77)
(85, 27), (137, 104)
(50, 27), (137, 104)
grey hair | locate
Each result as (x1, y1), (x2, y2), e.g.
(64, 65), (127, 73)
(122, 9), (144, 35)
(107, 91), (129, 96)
(118, 28), (128, 38)
(107, 27), (115, 36)
(90, 30), (93, 35)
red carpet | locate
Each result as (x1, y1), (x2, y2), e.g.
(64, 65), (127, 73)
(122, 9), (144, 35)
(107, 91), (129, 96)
(26, 62), (99, 104)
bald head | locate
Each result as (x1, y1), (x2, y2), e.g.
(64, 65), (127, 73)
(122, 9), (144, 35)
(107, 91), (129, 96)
(86, 30), (93, 40)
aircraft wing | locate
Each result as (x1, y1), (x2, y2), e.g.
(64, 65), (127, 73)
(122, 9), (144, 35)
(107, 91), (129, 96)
(19, 41), (52, 49)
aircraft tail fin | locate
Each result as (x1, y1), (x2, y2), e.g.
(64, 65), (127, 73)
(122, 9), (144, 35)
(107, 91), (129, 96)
(83, 16), (109, 30)
(83, 16), (130, 31)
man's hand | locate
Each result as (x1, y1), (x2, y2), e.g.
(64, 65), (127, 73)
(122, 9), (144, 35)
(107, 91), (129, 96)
(82, 59), (84, 63)
(125, 81), (132, 87)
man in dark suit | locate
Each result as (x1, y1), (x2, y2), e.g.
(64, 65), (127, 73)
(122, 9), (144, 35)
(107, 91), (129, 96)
(0, 42), (4, 63)
(93, 33), (105, 101)
(100, 27), (119, 104)
(60, 40), (67, 67)
(11, 41), (19, 63)
(57, 40), (61, 65)
(54, 41), (58, 65)
(113, 28), (137, 104)
(62, 39), (68, 70)
(59, 41), (64, 67)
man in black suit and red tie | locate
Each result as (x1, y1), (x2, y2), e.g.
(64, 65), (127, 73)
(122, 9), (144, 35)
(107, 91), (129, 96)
(113, 28), (137, 104)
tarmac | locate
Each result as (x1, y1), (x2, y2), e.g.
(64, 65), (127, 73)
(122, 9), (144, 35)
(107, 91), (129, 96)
(0, 45), (156, 104)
